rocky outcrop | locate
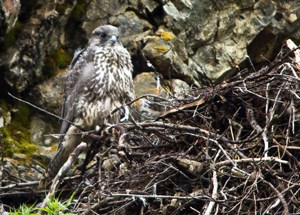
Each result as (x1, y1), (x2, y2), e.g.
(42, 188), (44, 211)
(0, 0), (300, 154)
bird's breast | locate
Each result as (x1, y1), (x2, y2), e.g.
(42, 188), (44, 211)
(75, 46), (133, 129)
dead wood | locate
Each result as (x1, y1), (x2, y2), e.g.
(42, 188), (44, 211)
(1, 40), (300, 214)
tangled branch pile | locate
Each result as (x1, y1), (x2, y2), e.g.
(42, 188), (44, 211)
(56, 40), (299, 214)
(1, 40), (300, 214)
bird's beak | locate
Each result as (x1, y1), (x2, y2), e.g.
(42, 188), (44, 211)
(109, 35), (118, 44)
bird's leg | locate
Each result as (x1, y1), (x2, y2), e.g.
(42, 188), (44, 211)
(78, 140), (101, 174)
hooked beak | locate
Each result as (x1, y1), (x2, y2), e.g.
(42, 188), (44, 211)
(109, 35), (118, 45)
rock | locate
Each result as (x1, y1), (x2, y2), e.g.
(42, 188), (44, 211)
(133, 72), (169, 119)
(1, 0), (300, 93)
(157, 0), (300, 81)
(29, 70), (65, 115)
(30, 115), (57, 147)
(171, 79), (190, 98)
(133, 72), (189, 119)
(1, 0), (76, 92)
(1, 0), (299, 95)
(143, 28), (210, 86)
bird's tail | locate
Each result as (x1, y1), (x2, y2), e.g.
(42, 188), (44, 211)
(39, 125), (81, 188)
(39, 147), (69, 187)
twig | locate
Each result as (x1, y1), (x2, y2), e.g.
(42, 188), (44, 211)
(204, 150), (220, 215)
(262, 179), (289, 215)
(215, 157), (289, 168)
(109, 193), (210, 200)
(0, 181), (39, 191)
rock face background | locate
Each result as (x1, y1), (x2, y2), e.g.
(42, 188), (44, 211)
(0, 0), (300, 160)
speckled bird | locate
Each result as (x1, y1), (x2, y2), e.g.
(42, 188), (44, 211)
(41, 25), (134, 186)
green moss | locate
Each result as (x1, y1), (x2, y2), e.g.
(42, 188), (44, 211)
(0, 124), (38, 158)
(44, 47), (72, 75)
(13, 101), (31, 127)
(0, 100), (9, 116)
(56, 4), (67, 15)
(0, 100), (38, 158)
(52, 48), (72, 69)
(70, 1), (87, 21)
(4, 21), (23, 49)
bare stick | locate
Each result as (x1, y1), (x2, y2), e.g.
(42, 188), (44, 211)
(109, 193), (210, 200)
(204, 150), (220, 215)
(215, 157), (289, 168)
(262, 179), (289, 215)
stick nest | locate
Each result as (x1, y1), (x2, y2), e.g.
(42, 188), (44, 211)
(1, 40), (300, 214)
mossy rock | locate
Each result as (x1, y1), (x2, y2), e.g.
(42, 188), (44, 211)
(70, 0), (87, 21)
(0, 124), (38, 158)
(52, 47), (72, 69)
(44, 47), (72, 76)
(0, 100), (38, 159)
(4, 21), (23, 49)
(13, 101), (30, 127)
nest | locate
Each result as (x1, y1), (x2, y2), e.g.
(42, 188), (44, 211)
(1, 40), (300, 214)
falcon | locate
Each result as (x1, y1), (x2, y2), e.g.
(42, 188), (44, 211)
(41, 25), (134, 186)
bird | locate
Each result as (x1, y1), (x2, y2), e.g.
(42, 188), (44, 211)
(40, 25), (135, 187)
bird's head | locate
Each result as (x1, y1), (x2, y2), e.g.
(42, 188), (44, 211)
(89, 25), (121, 47)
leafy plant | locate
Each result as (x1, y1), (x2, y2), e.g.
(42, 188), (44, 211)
(9, 204), (38, 215)
(9, 193), (75, 215)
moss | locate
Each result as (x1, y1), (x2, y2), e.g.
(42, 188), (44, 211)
(0, 124), (38, 158)
(70, 1), (86, 21)
(0, 100), (9, 117)
(52, 48), (72, 69)
(4, 21), (23, 49)
(44, 47), (72, 75)
(56, 4), (67, 15)
(13, 101), (30, 127)
(0, 100), (38, 158)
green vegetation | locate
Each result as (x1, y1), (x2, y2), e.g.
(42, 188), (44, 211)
(0, 100), (37, 158)
(4, 21), (23, 49)
(9, 194), (75, 215)
(9, 204), (38, 215)
(44, 47), (72, 76)
(13, 101), (30, 127)
(70, 1), (86, 21)
(52, 48), (72, 69)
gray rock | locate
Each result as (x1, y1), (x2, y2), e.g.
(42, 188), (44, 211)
(171, 79), (190, 98)
(30, 115), (57, 147)
(2, 0), (75, 92)
(30, 71), (65, 115)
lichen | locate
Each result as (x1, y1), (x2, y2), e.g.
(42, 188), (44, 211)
(160, 31), (176, 41)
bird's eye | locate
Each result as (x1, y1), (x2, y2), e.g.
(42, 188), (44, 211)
(99, 32), (106, 38)
(94, 31), (106, 38)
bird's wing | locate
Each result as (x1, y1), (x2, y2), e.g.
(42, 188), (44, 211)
(59, 47), (95, 143)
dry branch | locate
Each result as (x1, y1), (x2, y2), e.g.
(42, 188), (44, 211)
(1, 40), (300, 214)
